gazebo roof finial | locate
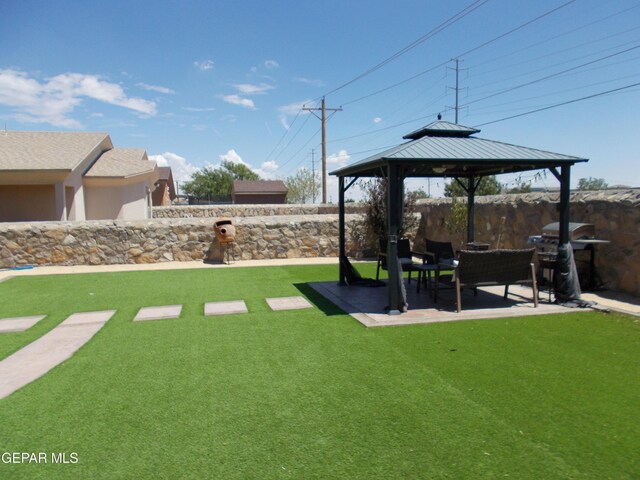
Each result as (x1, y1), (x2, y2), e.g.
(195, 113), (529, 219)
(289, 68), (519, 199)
(403, 120), (480, 140)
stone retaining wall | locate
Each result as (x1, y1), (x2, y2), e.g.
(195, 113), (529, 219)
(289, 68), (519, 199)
(153, 203), (365, 218)
(1, 190), (638, 297)
(413, 190), (640, 296)
(0, 215), (364, 267)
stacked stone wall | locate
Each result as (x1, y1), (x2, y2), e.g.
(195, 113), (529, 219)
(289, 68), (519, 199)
(153, 203), (365, 218)
(1, 190), (638, 297)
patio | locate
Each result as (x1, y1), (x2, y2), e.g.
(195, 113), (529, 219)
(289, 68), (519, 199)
(310, 277), (575, 328)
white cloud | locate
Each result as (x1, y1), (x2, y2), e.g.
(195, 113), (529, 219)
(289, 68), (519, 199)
(373, 117), (382, 123)
(221, 94), (255, 109)
(149, 152), (199, 185)
(136, 82), (175, 94)
(183, 106), (215, 112)
(326, 149), (350, 167)
(0, 69), (156, 128)
(254, 160), (279, 179)
(279, 100), (313, 117)
(278, 99), (314, 130)
(264, 60), (279, 69)
(194, 60), (214, 71)
(293, 77), (325, 87)
(232, 83), (273, 95)
(219, 149), (247, 165)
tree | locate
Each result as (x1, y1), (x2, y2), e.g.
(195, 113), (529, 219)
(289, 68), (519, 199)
(361, 177), (419, 239)
(506, 182), (532, 193)
(410, 187), (430, 200)
(284, 167), (319, 204)
(182, 160), (260, 198)
(444, 176), (502, 197)
(577, 177), (608, 191)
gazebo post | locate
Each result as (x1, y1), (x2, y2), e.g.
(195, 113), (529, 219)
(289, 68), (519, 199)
(386, 163), (403, 314)
(467, 175), (476, 244)
(338, 176), (346, 285)
(558, 166), (571, 245)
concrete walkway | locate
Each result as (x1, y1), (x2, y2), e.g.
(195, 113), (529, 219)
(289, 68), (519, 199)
(0, 310), (115, 400)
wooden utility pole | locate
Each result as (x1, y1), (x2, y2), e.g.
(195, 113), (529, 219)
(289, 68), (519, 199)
(303, 97), (342, 204)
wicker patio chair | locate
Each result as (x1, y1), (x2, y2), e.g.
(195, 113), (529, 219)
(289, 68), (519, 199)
(453, 248), (538, 312)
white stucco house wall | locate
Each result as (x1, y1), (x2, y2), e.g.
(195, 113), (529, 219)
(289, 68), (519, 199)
(0, 131), (159, 222)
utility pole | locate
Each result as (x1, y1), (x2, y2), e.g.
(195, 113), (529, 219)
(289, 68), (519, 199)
(311, 148), (316, 204)
(303, 97), (342, 204)
(447, 58), (466, 123)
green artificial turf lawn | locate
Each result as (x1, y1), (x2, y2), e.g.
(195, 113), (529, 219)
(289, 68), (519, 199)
(0, 264), (638, 479)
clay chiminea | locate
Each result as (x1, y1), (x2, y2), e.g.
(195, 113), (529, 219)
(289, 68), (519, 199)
(214, 218), (235, 244)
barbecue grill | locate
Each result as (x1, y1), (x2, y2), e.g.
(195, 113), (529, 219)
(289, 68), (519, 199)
(527, 222), (609, 291)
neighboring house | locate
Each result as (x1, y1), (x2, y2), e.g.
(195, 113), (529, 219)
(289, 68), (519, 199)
(0, 131), (159, 222)
(231, 180), (288, 204)
(151, 167), (176, 206)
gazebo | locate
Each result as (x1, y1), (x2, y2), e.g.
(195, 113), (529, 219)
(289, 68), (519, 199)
(330, 120), (588, 314)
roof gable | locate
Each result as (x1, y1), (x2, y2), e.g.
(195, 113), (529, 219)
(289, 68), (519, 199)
(0, 131), (110, 171)
(232, 180), (287, 194)
(85, 148), (155, 178)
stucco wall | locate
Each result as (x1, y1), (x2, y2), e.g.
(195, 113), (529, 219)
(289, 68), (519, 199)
(0, 185), (57, 222)
(85, 182), (151, 220)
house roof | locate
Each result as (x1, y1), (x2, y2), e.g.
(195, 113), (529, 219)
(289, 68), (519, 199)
(157, 166), (176, 198)
(85, 148), (156, 178)
(0, 131), (111, 171)
(331, 120), (587, 178)
(232, 180), (288, 194)
(158, 166), (173, 181)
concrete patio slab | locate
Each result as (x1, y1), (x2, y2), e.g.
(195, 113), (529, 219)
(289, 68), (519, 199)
(266, 296), (313, 311)
(133, 305), (182, 322)
(204, 300), (248, 316)
(309, 279), (582, 328)
(0, 315), (46, 334)
(0, 310), (115, 400)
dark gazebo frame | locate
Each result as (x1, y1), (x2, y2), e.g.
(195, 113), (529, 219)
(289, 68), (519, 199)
(331, 121), (588, 314)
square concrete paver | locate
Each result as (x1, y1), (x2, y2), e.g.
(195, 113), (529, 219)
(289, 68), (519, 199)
(134, 305), (182, 322)
(0, 315), (46, 334)
(204, 300), (248, 316)
(266, 296), (313, 311)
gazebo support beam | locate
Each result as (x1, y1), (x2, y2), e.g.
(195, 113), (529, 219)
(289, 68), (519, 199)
(386, 163), (403, 314)
(337, 176), (359, 285)
(467, 175), (478, 243)
(338, 176), (346, 285)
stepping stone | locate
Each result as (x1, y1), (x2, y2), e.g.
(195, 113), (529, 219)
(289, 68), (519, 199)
(266, 296), (313, 311)
(204, 300), (248, 316)
(0, 315), (46, 333)
(134, 305), (182, 322)
(0, 310), (115, 400)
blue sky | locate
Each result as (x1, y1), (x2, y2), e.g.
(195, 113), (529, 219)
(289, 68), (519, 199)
(1, 0), (639, 200)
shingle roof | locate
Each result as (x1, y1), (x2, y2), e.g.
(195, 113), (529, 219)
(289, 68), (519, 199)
(85, 148), (156, 178)
(0, 131), (110, 171)
(233, 180), (287, 194)
(158, 166), (173, 181)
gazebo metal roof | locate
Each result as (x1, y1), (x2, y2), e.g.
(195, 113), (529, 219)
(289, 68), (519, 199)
(331, 121), (587, 178)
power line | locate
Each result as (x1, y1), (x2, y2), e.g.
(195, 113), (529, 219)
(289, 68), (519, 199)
(463, 43), (640, 108)
(337, 0), (579, 108)
(322, 0), (489, 97)
(475, 81), (640, 127)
